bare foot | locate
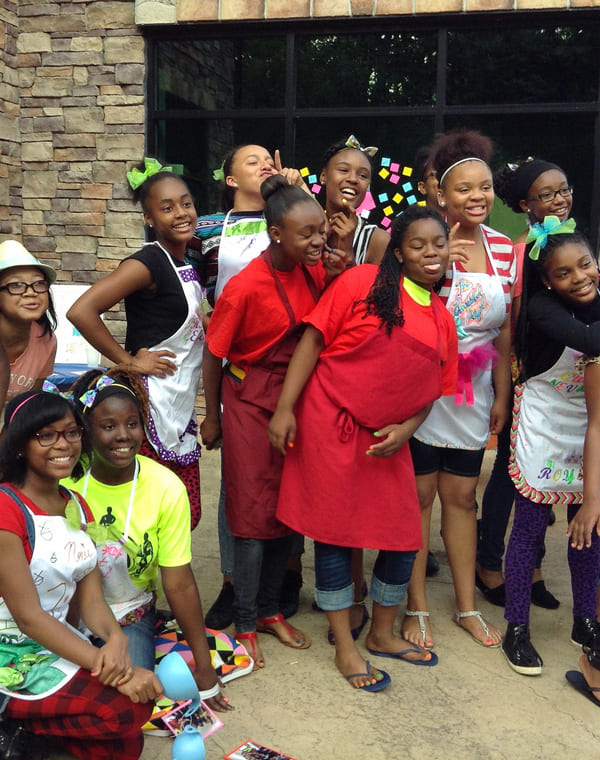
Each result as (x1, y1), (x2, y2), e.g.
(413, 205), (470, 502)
(454, 611), (502, 647)
(366, 630), (434, 663)
(580, 653), (600, 702)
(401, 611), (434, 650)
(334, 650), (385, 689)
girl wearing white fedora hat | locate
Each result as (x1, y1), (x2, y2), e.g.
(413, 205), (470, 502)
(0, 240), (57, 409)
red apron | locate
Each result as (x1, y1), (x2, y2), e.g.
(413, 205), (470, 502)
(221, 253), (319, 539)
(277, 297), (445, 551)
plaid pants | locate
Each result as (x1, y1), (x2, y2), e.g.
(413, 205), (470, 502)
(4, 669), (152, 760)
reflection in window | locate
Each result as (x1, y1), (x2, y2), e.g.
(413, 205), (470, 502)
(156, 38), (286, 111)
(447, 26), (599, 106)
(296, 33), (437, 108)
(149, 18), (600, 238)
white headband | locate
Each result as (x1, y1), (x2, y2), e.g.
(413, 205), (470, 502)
(439, 157), (487, 187)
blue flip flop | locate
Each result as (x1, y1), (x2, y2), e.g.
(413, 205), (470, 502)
(566, 670), (600, 707)
(367, 644), (439, 666)
(345, 660), (391, 692)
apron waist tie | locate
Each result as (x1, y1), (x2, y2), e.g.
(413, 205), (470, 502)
(455, 344), (498, 406)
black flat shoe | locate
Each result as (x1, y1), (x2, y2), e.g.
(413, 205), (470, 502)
(0, 720), (30, 760)
(279, 569), (303, 619)
(426, 551), (440, 577)
(475, 572), (505, 607)
(205, 581), (234, 630)
(531, 580), (560, 610)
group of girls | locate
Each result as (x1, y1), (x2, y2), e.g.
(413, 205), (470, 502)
(1, 125), (600, 760)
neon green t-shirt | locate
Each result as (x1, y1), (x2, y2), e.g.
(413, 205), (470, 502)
(65, 454), (192, 595)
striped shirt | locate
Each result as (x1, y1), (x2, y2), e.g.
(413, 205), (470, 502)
(437, 224), (515, 313)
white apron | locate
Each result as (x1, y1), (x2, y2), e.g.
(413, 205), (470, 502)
(509, 346), (585, 504)
(415, 251), (507, 450)
(144, 242), (204, 466)
(214, 211), (269, 301)
(81, 464), (152, 623)
(0, 491), (96, 700)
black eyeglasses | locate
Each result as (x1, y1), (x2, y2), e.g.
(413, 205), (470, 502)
(0, 280), (50, 296)
(33, 427), (83, 447)
(525, 186), (574, 204)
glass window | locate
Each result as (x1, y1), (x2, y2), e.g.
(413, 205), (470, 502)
(296, 32), (438, 108)
(155, 37), (286, 111)
(155, 118), (285, 213)
(447, 25), (600, 106)
(148, 17), (600, 241)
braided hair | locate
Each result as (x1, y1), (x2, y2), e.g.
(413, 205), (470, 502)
(70, 366), (151, 425)
(361, 205), (448, 335)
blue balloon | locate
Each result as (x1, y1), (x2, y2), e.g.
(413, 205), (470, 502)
(172, 725), (206, 760)
(156, 652), (200, 717)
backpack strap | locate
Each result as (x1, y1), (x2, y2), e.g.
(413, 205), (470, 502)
(0, 485), (35, 552)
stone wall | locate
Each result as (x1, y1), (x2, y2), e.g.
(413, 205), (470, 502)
(0, 4), (21, 239)
(1, 0), (144, 342)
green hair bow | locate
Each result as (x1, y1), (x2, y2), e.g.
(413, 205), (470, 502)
(526, 215), (576, 261)
(344, 135), (378, 157)
(212, 161), (225, 182)
(126, 157), (183, 191)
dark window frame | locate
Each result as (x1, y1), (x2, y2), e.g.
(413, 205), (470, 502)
(145, 10), (600, 248)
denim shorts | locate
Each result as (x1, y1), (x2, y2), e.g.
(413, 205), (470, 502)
(410, 437), (485, 478)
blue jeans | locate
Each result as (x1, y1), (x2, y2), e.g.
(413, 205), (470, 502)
(218, 473), (305, 578)
(217, 474), (234, 577)
(477, 422), (544, 572)
(233, 535), (294, 632)
(91, 607), (157, 672)
(314, 541), (416, 610)
(121, 608), (157, 671)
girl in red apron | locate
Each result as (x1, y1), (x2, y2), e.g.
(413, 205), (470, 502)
(269, 205), (458, 692)
(202, 175), (344, 669)
(67, 367), (232, 714)
(404, 130), (515, 651)
(503, 223), (600, 675)
(0, 389), (161, 760)
(189, 144), (308, 629)
(68, 159), (204, 529)
(315, 135), (390, 643)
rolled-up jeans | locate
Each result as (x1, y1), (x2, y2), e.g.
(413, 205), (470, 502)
(314, 541), (416, 611)
(233, 534), (295, 633)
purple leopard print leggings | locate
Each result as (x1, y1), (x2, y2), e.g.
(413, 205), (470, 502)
(505, 491), (600, 625)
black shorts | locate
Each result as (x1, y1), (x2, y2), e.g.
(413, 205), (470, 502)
(409, 437), (485, 478)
